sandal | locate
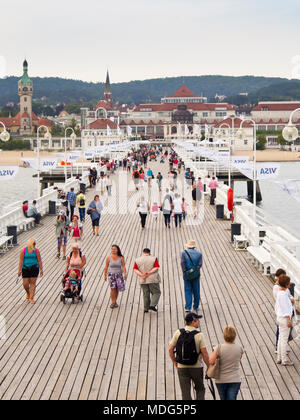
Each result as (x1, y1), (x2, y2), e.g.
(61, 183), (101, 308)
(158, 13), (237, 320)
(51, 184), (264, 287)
(282, 361), (294, 366)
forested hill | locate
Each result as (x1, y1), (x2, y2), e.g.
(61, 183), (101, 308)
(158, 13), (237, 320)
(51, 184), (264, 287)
(0, 75), (290, 107)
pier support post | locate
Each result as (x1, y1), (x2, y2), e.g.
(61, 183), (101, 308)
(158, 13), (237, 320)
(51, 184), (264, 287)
(247, 180), (262, 203)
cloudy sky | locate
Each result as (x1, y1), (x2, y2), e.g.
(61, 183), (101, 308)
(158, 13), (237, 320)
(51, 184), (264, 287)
(1, 0), (300, 83)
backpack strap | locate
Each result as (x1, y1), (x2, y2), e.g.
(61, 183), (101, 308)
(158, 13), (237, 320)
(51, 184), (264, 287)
(184, 250), (196, 268)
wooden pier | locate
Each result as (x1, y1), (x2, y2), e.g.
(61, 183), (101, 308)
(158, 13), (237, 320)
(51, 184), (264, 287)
(0, 161), (300, 400)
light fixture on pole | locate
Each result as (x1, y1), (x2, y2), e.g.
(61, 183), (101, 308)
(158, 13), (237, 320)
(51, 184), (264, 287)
(0, 121), (10, 142)
(37, 125), (52, 198)
(217, 123), (231, 187)
(64, 127), (76, 183)
(282, 108), (300, 142)
(239, 118), (257, 224)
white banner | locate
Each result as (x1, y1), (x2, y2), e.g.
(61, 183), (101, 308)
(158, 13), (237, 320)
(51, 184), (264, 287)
(217, 149), (230, 164)
(40, 158), (57, 171)
(256, 162), (281, 180)
(21, 158), (38, 169)
(232, 156), (250, 168)
(117, 125), (122, 136)
(68, 152), (81, 162)
(0, 166), (19, 180)
(84, 150), (95, 159)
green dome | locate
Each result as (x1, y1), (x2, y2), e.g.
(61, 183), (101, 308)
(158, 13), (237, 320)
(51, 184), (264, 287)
(19, 59), (32, 86)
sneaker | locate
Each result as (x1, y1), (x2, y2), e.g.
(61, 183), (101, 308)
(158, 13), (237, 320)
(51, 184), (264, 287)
(149, 306), (158, 312)
(25, 293), (30, 300)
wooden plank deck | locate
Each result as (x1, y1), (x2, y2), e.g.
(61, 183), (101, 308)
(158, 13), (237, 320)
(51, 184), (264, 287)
(0, 160), (300, 400)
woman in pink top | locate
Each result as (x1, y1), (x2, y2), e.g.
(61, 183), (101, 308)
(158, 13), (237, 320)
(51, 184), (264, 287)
(66, 243), (86, 275)
(69, 215), (83, 245)
(209, 177), (218, 205)
(197, 178), (204, 191)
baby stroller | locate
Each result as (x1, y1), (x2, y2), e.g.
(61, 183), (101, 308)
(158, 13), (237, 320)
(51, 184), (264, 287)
(60, 268), (85, 304)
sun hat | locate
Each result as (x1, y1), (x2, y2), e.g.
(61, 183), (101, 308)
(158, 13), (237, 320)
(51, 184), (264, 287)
(186, 240), (196, 249)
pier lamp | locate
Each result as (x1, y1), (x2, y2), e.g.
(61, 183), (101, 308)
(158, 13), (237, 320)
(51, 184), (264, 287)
(37, 125), (52, 198)
(239, 118), (257, 224)
(64, 127), (76, 183)
(218, 123), (232, 187)
(282, 108), (300, 143)
(0, 122), (10, 142)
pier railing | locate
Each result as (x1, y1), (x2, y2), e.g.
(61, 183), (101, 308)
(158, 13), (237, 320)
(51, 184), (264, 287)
(0, 172), (89, 236)
(174, 143), (300, 304)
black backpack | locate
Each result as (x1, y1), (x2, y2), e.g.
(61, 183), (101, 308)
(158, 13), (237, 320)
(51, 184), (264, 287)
(175, 329), (200, 365)
(79, 197), (86, 206)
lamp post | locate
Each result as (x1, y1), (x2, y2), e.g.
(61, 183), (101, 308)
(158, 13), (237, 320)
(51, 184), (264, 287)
(64, 127), (76, 183)
(37, 125), (52, 197)
(217, 123), (232, 187)
(282, 108), (300, 144)
(0, 122), (11, 143)
(238, 118), (257, 224)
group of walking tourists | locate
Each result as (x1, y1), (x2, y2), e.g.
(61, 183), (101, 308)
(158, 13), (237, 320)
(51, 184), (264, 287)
(15, 143), (295, 401)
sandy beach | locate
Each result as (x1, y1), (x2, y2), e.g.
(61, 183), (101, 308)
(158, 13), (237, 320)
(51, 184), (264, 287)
(0, 151), (87, 166)
(230, 149), (300, 162)
(1, 149), (300, 165)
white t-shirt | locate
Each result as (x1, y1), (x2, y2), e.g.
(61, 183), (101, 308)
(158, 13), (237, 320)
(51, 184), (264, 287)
(275, 290), (293, 318)
(173, 198), (183, 214)
(137, 200), (148, 214)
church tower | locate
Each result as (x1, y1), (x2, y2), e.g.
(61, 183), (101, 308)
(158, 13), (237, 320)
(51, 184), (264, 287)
(104, 70), (113, 105)
(18, 59), (33, 135)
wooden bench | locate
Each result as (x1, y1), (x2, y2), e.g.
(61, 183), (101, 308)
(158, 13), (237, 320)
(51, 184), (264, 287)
(247, 236), (271, 275)
(0, 235), (14, 254)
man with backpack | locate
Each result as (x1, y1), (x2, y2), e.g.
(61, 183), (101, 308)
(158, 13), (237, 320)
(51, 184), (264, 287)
(76, 190), (86, 223)
(181, 240), (203, 314)
(169, 313), (209, 400)
(132, 169), (140, 191)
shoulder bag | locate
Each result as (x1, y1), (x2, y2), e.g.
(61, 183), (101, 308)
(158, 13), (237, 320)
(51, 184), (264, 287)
(207, 344), (221, 379)
(184, 250), (200, 281)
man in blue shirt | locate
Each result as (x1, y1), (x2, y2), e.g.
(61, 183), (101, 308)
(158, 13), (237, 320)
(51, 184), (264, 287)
(181, 240), (203, 315)
(66, 188), (76, 220)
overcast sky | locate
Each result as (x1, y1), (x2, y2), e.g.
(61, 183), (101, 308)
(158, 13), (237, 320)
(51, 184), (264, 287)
(1, 0), (300, 83)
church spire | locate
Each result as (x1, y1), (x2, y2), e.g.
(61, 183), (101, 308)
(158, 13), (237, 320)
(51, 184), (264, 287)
(105, 70), (111, 93)
(104, 70), (112, 104)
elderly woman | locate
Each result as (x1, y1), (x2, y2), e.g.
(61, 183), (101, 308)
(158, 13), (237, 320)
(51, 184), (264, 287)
(209, 326), (244, 400)
(55, 210), (69, 260)
(18, 238), (43, 304)
(88, 195), (103, 236)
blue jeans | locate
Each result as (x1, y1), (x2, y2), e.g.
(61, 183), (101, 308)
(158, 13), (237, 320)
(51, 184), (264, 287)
(216, 383), (241, 401)
(79, 208), (86, 222)
(184, 277), (200, 311)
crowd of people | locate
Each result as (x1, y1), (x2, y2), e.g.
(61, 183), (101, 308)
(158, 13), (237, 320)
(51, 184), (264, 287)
(16, 144), (295, 401)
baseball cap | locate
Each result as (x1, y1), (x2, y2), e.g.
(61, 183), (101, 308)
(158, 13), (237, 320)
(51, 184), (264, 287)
(185, 312), (202, 324)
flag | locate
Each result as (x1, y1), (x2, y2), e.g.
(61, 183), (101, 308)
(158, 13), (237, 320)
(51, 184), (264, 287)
(194, 124), (200, 136)
(127, 125), (132, 136)
(107, 125), (112, 136)
(178, 123), (182, 137)
(185, 125), (189, 136)
(117, 125), (122, 136)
